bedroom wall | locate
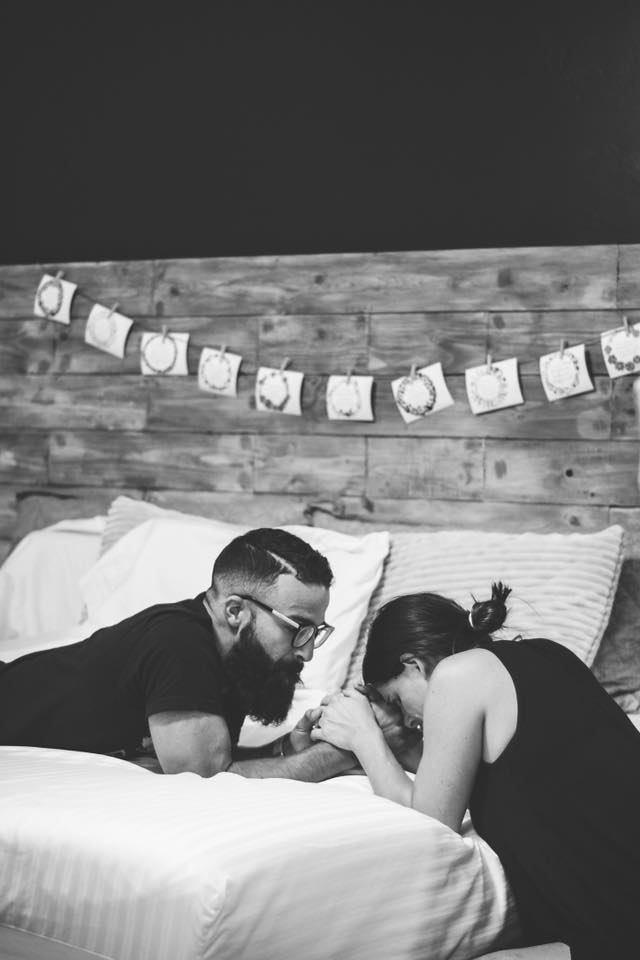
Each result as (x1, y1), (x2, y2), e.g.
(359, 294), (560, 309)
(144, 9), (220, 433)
(1, 243), (640, 563)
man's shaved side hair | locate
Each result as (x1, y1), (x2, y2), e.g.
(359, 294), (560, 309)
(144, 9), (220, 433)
(211, 528), (333, 597)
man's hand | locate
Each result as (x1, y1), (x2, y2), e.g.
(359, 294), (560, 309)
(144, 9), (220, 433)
(287, 707), (323, 754)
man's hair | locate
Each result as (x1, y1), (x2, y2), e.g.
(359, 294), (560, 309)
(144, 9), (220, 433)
(211, 528), (333, 595)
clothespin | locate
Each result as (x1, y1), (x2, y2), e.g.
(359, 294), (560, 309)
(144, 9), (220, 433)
(107, 302), (119, 319)
(54, 270), (64, 280)
(346, 366), (354, 383)
(410, 363), (417, 378)
(279, 357), (291, 372)
(161, 324), (168, 342)
(560, 339), (568, 358)
(623, 315), (631, 336)
(485, 350), (493, 371)
(217, 343), (227, 359)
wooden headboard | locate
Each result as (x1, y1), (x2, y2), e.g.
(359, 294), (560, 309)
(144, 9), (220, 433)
(1, 244), (639, 562)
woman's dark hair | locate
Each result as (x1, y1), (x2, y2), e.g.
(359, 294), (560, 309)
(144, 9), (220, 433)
(362, 581), (511, 684)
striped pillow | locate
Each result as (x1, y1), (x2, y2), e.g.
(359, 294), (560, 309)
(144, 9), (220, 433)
(344, 525), (624, 686)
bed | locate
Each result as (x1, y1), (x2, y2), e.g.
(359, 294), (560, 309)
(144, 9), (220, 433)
(1, 499), (637, 960)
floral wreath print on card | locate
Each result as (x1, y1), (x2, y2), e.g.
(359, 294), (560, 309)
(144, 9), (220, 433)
(326, 372), (374, 421)
(34, 271), (77, 325)
(255, 359), (303, 416)
(85, 303), (133, 359)
(198, 345), (242, 397)
(539, 341), (593, 401)
(140, 328), (190, 376)
(391, 362), (454, 424)
(465, 355), (524, 415)
(601, 316), (640, 379)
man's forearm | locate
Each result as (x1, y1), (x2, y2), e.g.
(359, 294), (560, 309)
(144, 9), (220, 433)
(228, 741), (355, 781)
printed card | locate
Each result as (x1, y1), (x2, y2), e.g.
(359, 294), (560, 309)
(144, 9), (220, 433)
(140, 331), (190, 376)
(255, 366), (304, 415)
(34, 273), (77, 325)
(601, 321), (640, 379)
(85, 304), (133, 358)
(326, 375), (374, 421)
(391, 362), (454, 424)
(465, 356), (523, 415)
(198, 347), (242, 397)
(539, 343), (593, 401)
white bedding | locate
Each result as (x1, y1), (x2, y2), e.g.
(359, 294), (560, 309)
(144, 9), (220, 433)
(0, 747), (518, 960)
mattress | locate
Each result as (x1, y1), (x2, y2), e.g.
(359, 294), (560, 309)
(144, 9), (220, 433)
(0, 746), (518, 960)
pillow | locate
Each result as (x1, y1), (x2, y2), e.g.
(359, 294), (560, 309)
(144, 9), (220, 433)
(79, 514), (389, 695)
(100, 496), (182, 555)
(344, 525), (625, 687)
(0, 517), (105, 652)
(592, 559), (640, 713)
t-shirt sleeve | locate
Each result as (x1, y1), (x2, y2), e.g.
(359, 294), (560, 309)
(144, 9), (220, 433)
(133, 615), (226, 720)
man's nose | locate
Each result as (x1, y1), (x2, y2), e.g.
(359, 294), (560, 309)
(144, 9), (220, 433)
(296, 641), (315, 663)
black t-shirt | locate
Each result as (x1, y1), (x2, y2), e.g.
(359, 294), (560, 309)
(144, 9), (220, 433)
(0, 593), (246, 756)
(470, 638), (640, 959)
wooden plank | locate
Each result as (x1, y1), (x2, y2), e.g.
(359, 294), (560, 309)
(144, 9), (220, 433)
(49, 431), (253, 491)
(615, 243), (640, 308)
(367, 437), (484, 499)
(258, 313), (368, 372)
(253, 436), (366, 496)
(0, 260), (154, 319)
(484, 439), (640, 506)
(0, 539), (12, 565)
(147, 490), (314, 527)
(0, 319), (55, 374)
(146, 373), (611, 442)
(0, 488), (17, 538)
(51, 315), (258, 375)
(609, 508), (640, 557)
(303, 496), (610, 535)
(0, 376), (149, 430)
(0, 433), (48, 483)
(153, 246), (617, 316)
(611, 376), (640, 440)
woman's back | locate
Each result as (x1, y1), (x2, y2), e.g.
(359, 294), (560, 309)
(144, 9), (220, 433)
(470, 637), (640, 959)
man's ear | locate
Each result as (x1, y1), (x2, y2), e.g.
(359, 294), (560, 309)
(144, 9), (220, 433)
(223, 595), (251, 632)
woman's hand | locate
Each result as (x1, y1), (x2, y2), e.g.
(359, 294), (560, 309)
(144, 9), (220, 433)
(355, 684), (423, 765)
(310, 689), (380, 753)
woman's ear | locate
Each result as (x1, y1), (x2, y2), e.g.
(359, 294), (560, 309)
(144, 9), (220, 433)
(400, 654), (426, 676)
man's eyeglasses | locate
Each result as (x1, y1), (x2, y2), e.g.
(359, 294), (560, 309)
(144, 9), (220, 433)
(237, 594), (334, 649)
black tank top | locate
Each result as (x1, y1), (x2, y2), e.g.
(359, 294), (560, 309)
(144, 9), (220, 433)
(470, 638), (640, 959)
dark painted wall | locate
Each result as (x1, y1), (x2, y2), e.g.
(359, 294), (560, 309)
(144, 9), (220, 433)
(3, 3), (640, 264)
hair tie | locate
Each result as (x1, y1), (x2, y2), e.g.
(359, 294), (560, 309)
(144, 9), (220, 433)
(468, 609), (475, 629)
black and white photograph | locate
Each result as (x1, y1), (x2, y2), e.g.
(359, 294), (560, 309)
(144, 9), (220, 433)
(2, 5), (640, 959)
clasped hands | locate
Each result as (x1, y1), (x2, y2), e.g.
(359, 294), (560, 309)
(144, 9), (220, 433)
(286, 685), (409, 757)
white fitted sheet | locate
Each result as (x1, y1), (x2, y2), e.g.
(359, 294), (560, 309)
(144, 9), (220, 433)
(0, 747), (518, 960)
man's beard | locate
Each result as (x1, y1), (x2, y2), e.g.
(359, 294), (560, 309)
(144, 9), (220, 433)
(223, 621), (303, 726)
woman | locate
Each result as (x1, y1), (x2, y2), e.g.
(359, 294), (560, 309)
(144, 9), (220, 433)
(310, 583), (640, 960)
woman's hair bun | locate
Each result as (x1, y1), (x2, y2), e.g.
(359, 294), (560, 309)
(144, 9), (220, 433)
(468, 580), (511, 635)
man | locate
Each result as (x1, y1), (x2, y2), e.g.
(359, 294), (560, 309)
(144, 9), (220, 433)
(0, 527), (355, 780)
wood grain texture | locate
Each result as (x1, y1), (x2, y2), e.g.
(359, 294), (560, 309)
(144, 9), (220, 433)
(0, 488), (17, 538)
(484, 439), (640, 506)
(253, 435), (366, 496)
(615, 243), (640, 309)
(0, 433), (48, 483)
(0, 376), (149, 430)
(153, 246), (617, 316)
(0, 260), (154, 319)
(0, 320), (55, 374)
(147, 490), (313, 526)
(48, 431), (253, 491)
(367, 437), (484, 499)
(610, 507), (640, 557)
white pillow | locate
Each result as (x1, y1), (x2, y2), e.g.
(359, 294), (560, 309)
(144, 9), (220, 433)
(0, 518), (105, 652)
(345, 525), (625, 686)
(79, 515), (389, 695)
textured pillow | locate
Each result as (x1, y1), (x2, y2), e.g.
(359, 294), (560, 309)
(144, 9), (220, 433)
(80, 514), (389, 695)
(344, 525), (625, 687)
(592, 559), (640, 713)
(100, 496), (181, 555)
